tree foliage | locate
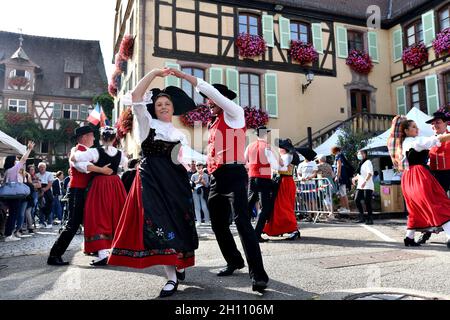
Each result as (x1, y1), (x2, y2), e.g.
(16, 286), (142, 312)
(93, 92), (114, 120)
(337, 124), (372, 169)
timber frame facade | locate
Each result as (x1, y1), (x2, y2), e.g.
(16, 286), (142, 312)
(112, 0), (450, 156)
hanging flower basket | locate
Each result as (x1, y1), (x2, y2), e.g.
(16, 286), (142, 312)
(108, 83), (118, 97)
(180, 104), (213, 128)
(432, 27), (450, 57)
(244, 106), (269, 129)
(235, 33), (267, 58)
(119, 35), (135, 60)
(8, 76), (29, 88)
(402, 42), (428, 68)
(115, 53), (128, 73)
(288, 41), (319, 65)
(115, 106), (134, 140)
(345, 49), (373, 74)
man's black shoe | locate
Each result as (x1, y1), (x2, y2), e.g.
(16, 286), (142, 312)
(47, 256), (69, 266)
(252, 279), (268, 293)
(417, 232), (432, 244)
(217, 263), (245, 277)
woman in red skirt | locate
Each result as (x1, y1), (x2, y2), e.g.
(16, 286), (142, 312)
(390, 117), (450, 247)
(72, 126), (128, 265)
(108, 68), (198, 298)
(263, 139), (302, 240)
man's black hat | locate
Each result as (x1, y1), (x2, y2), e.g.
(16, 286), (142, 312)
(199, 84), (237, 101)
(256, 126), (271, 137)
(295, 147), (317, 162)
(72, 125), (94, 140)
(425, 110), (450, 124)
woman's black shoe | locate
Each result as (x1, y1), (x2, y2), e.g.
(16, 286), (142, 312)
(176, 269), (185, 281)
(159, 280), (178, 298)
(417, 232), (432, 244)
(286, 231), (300, 240)
(446, 239), (450, 249)
(404, 237), (421, 247)
(90, 257), (108, 266)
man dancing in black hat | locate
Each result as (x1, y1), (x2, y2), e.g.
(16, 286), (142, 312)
(47, 126), (113, 265)
(170, 68), (269, 293)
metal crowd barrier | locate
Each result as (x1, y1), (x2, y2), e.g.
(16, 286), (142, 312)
(295, 178), (334, 223)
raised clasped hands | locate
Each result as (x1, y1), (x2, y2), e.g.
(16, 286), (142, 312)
(152, 67), (172, 78)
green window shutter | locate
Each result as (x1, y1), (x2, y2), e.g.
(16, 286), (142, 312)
(226, 68), (239, 104)
(262, 15), (274, 47)
(80, 105), (89, 120)
(264, 73), (278, 118)
(425, 74), (439, 115)
(392, 29), (403, 62)
(53, 103), (62, 119)
(396, 86), (406, 115)
(209, 67), (223, 84)
(368, 31), (379, 63)
(311, 23), (323, 54)
(422, 10), (436, 47)
(279, 16), (291, 49)
(336, 26), (348, 58)
(164, 62), (181, 87)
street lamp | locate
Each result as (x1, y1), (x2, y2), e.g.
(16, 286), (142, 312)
(302, 71), (315, 94)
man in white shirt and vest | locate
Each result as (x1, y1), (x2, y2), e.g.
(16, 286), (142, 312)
(170, 68), (269, 293)
(48, 126), (113, 266)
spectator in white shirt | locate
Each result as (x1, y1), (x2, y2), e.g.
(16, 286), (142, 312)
(36, 162), (54, 228)
(352, 150), (374, 225)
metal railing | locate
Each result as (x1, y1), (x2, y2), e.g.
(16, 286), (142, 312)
(295, 177), (335, 223)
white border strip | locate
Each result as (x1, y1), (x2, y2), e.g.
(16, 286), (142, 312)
(362, 225), (396, 242)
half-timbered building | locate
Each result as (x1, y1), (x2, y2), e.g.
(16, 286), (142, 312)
(0, 31), (107, 164)
(112, 0), (448, 156)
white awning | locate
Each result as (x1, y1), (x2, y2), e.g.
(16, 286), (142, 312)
(0, 130), (26, 157)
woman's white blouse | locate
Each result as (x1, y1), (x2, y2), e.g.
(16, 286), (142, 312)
(74, 146), (128, 173)
(122, 91), (189, 147)
(402, 136), (441, 156)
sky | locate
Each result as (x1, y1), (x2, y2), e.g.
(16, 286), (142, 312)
(0, 0), (116, 78)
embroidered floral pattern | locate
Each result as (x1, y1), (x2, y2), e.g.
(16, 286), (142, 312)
(85, 234), (113, 243)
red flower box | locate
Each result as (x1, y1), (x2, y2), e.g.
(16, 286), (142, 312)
(288, 41), (319, 65)
(244, 106), (269, 129)
(235, 33), (267, 58)
(402, 42), (428, 68)
(119, 35), (135, 60)
(432, 27), (450, 57)
(345, 49), (373, 74)
(115, 106), (133, 139)
(8, 76), (29, 88)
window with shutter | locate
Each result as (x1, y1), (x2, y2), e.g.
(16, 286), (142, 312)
(393, 29), (403, 62)
(209, 67), (223, 85)
(264, 73), (278, 117)
(53, 103), (62, 119)
(311, 23), (323, 54)
(164, 62), (181, 87)
(396, 86), (407, 115)
(336, 26), (348, 58)
(239, 73), (259, 109)
(262, 15), (274, 47)
(279, 16), (291, 49)
(368, 31), (379, 63)
(425, 74), (439, 114)
(226, 68), (240, 104)
(422, 10), (436, 47)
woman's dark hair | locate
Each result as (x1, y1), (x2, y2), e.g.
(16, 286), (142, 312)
(400, 120), (415, 139)
(56, 171), (64, 178)
(4, 155), (17, 171)
(100, 126), (117, 143)
(358, 150), (368, 158)
(27, 165), (35, 172)
(128, 159), (139, 169)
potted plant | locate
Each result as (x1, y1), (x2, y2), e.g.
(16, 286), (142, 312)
(244, 106), (269, 129)
(235, 33), (267, 58)
(180, 104), (213, 128)
(345, 49), (373, 74)
(432, 27), (450, 57)
(288, 41), (319, 65)
(8, 76), (29, 88)
(402, 42), (428, 68)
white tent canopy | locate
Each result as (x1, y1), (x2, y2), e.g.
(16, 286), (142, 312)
(313, 108), (444, 156)
(362, 107), (445, 151)
(313, 129), (344, 157)
(0, 130), (26, 157)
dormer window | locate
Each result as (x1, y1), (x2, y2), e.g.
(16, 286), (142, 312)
(9, 69), (31, 79)
(67, 75), (80, 89)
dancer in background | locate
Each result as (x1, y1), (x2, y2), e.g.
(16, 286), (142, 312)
(388, 116), (450, 248)
(263, 138), (301, 240)
(71, 126), (128, 266)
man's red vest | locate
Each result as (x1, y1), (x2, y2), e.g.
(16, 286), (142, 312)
(69, 145), (91, 188)
(207, 113), (246, 174)
(429, 130), (450, 171)
(247, 140), (272, 179)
